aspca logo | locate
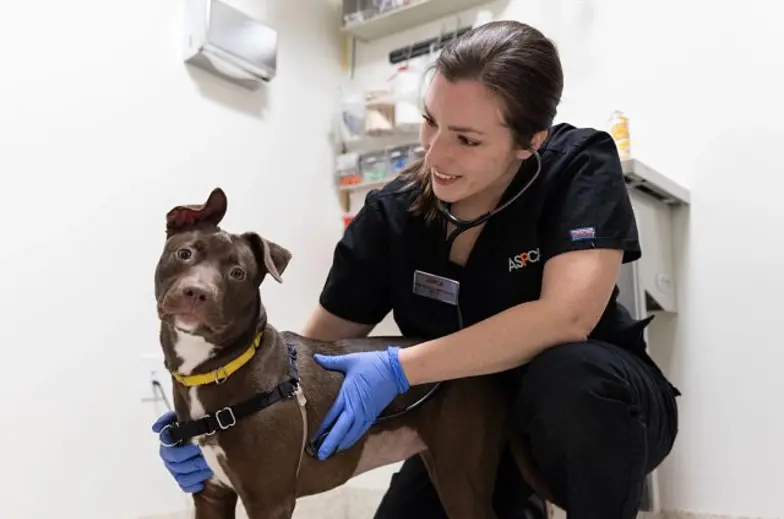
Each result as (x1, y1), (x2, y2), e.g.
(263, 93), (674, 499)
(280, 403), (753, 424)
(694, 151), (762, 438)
(508, 248), (541, 271)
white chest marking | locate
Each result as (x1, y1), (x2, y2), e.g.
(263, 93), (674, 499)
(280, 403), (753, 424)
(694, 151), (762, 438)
(188, 386), (234, 488)
(174, 329), (234, 489)
(172, 326), (215, 375)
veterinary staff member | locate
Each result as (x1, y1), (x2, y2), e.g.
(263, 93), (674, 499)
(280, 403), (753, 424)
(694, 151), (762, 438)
(153, 20), (680, 519)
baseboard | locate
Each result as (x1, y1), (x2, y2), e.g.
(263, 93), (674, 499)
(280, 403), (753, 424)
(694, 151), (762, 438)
(549, 509), (661, 519)
(554, 511), (779, 519)
(139, 494), (780, 519)
(137, 485), (374, 519)
(660, 513), (780, 519)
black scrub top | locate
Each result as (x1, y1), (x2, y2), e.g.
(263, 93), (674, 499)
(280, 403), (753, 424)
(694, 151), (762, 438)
(319, 123), (656, 375)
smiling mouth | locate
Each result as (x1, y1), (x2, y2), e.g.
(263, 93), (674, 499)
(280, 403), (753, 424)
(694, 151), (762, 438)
(434, 170), (457, 180)
(432, 169), (460, 185)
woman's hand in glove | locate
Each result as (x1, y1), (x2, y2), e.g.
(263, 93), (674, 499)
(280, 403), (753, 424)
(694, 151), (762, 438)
(152, 411), (213, 493)
(311, 346), (410, 460)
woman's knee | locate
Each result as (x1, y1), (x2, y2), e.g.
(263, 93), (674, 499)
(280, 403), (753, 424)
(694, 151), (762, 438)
(513, 341), (640, 438)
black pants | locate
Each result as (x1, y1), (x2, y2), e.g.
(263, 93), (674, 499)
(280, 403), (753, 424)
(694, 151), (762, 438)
(372, 340), (679, 519)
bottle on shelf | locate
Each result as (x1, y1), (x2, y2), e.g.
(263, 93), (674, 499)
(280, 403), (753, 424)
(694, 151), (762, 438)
(608, 110), (632, 160)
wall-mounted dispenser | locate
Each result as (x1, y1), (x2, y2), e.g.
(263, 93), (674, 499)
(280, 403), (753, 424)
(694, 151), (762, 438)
(183, 0), (278, 89)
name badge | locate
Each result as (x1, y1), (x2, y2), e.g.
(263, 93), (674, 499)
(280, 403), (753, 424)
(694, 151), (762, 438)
(412, 270), (460, 306)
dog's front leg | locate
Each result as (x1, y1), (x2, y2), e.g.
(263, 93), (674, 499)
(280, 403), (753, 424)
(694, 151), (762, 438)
(242, 499), (296, 519)
(235, 443), (298, 519)
(193, 481), (238, 519)
(238, 469), (297, 519)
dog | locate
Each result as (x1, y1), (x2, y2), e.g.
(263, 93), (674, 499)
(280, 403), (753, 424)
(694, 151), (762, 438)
(154, 188), (553, 519)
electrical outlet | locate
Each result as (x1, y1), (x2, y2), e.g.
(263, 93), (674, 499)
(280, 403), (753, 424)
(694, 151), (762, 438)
(139, 352), (168, 404)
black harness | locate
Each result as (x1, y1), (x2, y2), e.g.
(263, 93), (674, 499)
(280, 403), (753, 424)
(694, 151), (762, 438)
(160, 343), (301, 447)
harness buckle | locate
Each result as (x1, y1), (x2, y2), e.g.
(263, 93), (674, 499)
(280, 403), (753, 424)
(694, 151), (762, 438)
(215, 407), (237, 430)
(159, 424), (182, 447)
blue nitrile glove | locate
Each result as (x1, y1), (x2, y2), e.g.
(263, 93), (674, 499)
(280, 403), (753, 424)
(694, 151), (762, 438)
(312, 346), (410, 460)
(152, 411), (213, 493)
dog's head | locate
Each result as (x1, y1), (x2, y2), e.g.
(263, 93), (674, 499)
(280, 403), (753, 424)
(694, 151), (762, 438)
(154, 188), (291, 344)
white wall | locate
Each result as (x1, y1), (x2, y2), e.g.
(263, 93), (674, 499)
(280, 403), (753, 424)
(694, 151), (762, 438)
(0, 0), (345, 518)
(2, 0), (781, 517)
(348, 0), (784, 517)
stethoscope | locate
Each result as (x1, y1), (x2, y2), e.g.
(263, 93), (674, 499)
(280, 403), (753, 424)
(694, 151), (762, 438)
(307, 151), (544, 453)
(373, 149), (543, 422)
(438, 149), (543, 253)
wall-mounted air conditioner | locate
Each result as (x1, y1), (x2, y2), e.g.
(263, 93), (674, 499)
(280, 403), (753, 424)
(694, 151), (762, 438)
(183, 0), (278, 89)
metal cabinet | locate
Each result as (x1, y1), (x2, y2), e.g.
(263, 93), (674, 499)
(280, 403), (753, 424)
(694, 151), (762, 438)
(616, 158), (690, 512)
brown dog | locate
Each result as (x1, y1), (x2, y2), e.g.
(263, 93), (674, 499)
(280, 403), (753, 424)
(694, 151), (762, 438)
(154, 188), (552, 519)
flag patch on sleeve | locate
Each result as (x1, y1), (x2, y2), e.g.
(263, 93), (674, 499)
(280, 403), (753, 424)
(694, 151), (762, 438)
(569, 227), (596, 241)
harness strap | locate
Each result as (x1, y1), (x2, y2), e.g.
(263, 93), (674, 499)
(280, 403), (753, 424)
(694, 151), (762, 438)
(162, 344), (308, 454)
(287, 343), (309, 476)
(294, 385), (308, 476)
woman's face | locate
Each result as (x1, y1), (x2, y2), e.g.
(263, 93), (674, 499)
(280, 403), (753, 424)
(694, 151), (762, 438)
(419, 71), (533, 206)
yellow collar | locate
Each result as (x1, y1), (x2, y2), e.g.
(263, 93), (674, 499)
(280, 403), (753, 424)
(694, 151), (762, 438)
(172, 331), (263, 387)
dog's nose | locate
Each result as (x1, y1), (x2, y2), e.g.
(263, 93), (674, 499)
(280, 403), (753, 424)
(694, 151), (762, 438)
(182, 284), (210, 304)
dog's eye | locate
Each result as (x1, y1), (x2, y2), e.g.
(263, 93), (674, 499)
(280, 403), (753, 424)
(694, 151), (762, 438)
(230, 267), (246, 281)
(176, 248), (193, 261)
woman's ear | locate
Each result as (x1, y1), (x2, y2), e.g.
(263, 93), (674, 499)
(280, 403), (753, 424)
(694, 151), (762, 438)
(515, 129), (549, 160)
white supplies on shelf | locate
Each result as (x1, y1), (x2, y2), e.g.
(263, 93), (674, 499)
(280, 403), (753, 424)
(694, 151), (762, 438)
(360, 150), (391, 183)
(391, 66), (423, 132)
(364, 90), (397, 136)
(342, 0), (417, 29)
(388, 145), (413, 175)
(341, 0), (491, 41)
(334, 86), (421, 152)
(336, 152), (362, 189)
(337, 91), (366, 144)
(336, 142), (424, 191)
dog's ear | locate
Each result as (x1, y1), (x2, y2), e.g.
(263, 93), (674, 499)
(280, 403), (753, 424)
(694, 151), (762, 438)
(242, 232), (292, 284)
(165, 188), (227, 237)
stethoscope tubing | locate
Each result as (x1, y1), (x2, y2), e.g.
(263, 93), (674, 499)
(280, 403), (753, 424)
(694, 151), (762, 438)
(438, 150), (542, 241)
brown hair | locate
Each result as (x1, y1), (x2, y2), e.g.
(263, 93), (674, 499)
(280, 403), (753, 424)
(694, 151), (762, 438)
(398, 20), (564, 222)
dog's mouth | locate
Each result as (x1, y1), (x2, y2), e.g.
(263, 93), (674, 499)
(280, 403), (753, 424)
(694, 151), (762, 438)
(157, 298), (225, 335)
(161, 309), (227, 336)
(172, 313), (202, 333)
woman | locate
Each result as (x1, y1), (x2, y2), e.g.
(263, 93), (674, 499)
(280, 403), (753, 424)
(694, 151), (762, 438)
(153, 20), (679, 519)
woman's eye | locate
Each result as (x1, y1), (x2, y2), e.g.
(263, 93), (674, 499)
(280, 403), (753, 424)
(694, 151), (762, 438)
(176, 248), (193, 261)
(458, 135), (480, 147)
(230, 267), (246, 281)
(421, 113), (479, 146)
